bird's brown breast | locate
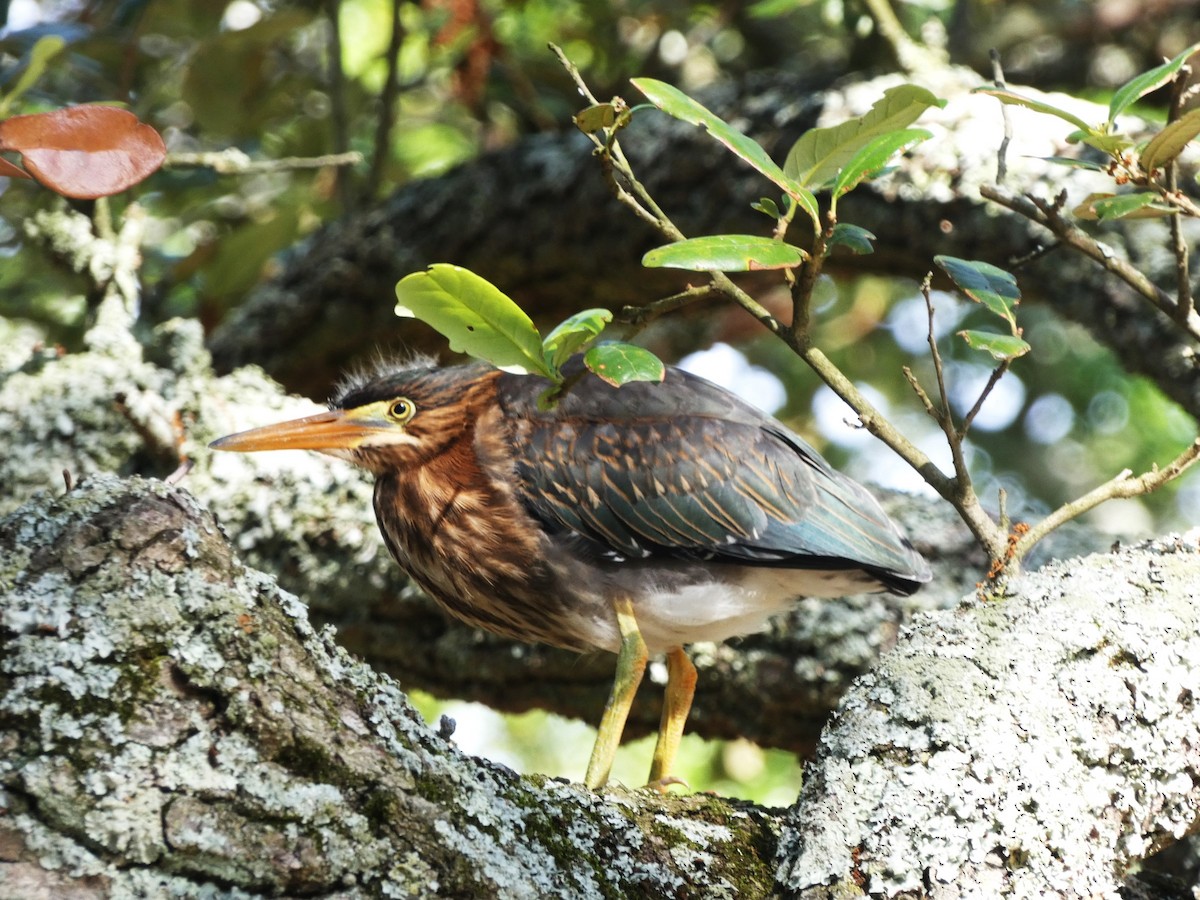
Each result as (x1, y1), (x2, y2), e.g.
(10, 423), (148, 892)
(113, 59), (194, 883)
(372, 400), (594, 650)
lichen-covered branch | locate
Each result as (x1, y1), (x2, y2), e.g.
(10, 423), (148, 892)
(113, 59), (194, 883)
(779, 532), (1200, 896)
(2, 473), (1193, 896)
(0, 474), (781, 896)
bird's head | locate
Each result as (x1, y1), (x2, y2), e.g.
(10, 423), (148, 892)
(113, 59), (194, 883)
(209, 360), (498, 474)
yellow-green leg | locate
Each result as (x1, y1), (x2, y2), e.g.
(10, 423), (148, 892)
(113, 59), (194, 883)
(647, 646), (697, 789)
(584, 596), (647, 790)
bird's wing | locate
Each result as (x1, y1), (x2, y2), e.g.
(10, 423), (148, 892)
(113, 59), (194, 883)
(498, 366), (928, 589)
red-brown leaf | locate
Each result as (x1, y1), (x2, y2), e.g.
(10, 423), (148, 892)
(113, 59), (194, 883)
(0, 156), (31, 179)
(0, 106), (166, 199)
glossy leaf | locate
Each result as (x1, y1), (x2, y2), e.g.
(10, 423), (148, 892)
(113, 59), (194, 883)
(936, 256), (1021, 329)
(542, 308), (613, 373)
(1073, 192), (1174, 221)
(1140, 107), (1200, 174)
(975, 88), (1094, 134)
(1108, 41), (1200, 125)
(827, 223), (876, 254)
(642, 234), (807, 271)
(584, 343), (665, 387)
(832, 128), (930, 198)
(785, 85), (944, 189)
(958, 330), (1031, 360)
(0, 35), (66, 118)
(0, 106), (166, 199)
(395, 264), (553, 377)
(631, 77), (820, 228)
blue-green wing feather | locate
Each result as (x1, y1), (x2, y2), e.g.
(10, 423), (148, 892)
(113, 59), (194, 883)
(499, 364), (929, 592)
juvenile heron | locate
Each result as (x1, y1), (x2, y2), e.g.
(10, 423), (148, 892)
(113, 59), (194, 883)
(210, 358), (930, 789)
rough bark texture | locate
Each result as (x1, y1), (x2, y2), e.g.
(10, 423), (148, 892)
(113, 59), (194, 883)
(0, 474), (782, 897)
(778, 531), (1200, 897)
(208, 68), (1200, 420)
(2, 474), (1196, 897)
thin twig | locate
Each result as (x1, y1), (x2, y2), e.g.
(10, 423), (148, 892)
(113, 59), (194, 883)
(365, 0), (405, 200)
(988, 49), (1011, 185)
(958, 360), (1010, 437)
(860, 0), (943, 74)
(616, 284), (720, 328)
(791, 212), (832, 339)
(549, 43), (600, 106)
(1015, 438), (1200, 557)
(164, 150), (363, 174)
(981, 184), (1200, 341)
(1167, 65), (1194, 324)
(325, 0), (354, 212)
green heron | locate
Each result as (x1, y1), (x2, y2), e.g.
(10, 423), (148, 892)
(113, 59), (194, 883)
(210, 357), (930, 789)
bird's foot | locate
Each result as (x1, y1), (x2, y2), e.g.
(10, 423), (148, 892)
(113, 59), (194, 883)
(643, 775), (689, 794)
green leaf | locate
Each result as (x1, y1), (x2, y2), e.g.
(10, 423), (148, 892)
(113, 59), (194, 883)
(642, 234), (807, 271)
(827, 223), (876, 254)
(1040, 156), (1107, 172)
(1109, 41), (1200, 125)
(832, 128), (930, 199)
(1140, 107), (1200, 173)
(751, 196), (780, 218)
(958, 330), (1031, 361)
(631, 77), (821, 229)
(584, 343), (665, 387)
(975, 88), (1095, 134)
(574, 103), (617, 133)
(1073, 192), (1174, 221)
(542, 308), (612, 373)
(0, 35), (66, 119)
(785, 85), (944, 189)
(1068, 131), (1133, 154)
(935, 256), (1021, 330)
(395, 264), (553, 377)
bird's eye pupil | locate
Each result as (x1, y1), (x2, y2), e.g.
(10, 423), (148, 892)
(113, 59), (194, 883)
(390, 399), (413, 420)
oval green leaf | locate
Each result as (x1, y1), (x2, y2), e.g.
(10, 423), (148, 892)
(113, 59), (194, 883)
(935, 256), (1021, 329)
(975, 88), (1094, 134)
(542, 308), (613, 373)
(827, 223), (875, 255)
(584, 343), (665, 387)
(1040, 156), (1107, 172)
(1109, 41), (1200, 125)
(1069, 131), (1134, 154)
(631, 77), (820, 230)
(832, 128), (930, 199)
(395, 264), (553, 377)
(1140, 107), (1200, 174)
(751, 196), (780, 219)
(574, 103), (617, 133)
(786, 85), (944, 190)
(642, 234), (806, 272)
(1073, 192), (1174, 221)
(958, 330), (1031, 361)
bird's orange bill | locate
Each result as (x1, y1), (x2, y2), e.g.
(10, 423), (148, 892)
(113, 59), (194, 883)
(209, 409), (387, 453)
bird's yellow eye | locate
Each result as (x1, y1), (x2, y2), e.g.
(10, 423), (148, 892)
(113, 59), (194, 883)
(387, 398), (415, 422)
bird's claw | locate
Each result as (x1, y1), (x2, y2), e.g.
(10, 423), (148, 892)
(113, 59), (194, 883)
(643, 775), (688, 794)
